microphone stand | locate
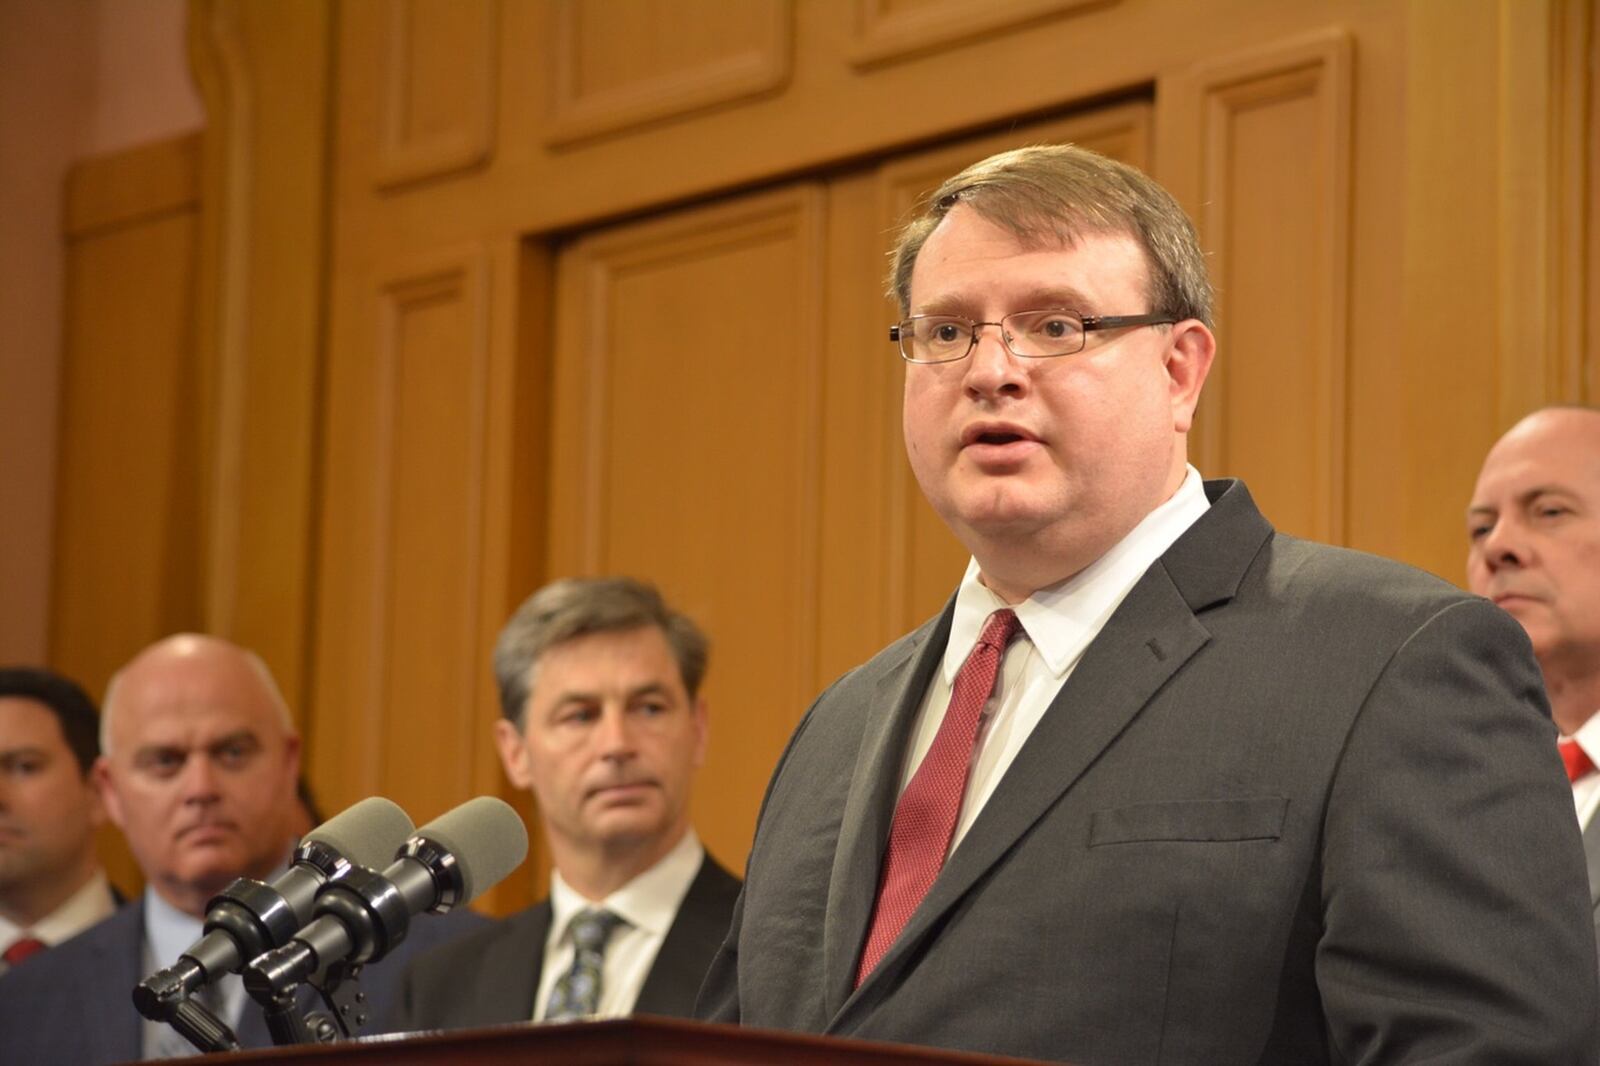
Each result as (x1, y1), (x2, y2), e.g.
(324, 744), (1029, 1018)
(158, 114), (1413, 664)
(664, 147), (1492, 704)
(244, 866), (409, 1045)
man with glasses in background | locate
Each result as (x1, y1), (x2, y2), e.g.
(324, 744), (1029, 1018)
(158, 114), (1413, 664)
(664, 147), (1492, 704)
(698, 145), (1598, 1063)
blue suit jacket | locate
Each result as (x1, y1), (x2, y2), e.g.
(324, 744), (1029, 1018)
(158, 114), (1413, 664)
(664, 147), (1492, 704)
(0, 896), (487, 1063)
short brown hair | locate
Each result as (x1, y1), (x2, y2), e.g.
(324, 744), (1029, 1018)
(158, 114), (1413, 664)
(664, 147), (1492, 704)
(493, 577), (709, 727)
(889, 144), (1214, 327)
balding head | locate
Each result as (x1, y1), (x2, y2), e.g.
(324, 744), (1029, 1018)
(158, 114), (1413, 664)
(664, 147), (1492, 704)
(1467, 407), (1600, 731)
(102, 635), (292, 756)
(94, 634), (301, 916)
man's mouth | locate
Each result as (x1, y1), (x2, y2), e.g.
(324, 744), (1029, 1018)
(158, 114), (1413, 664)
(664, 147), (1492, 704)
(961, 422), (1036, 448)
(177, 821), (237, 843)
(587, 780), (657, 803)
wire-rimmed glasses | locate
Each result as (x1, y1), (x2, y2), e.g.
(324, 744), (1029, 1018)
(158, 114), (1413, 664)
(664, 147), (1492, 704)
(889, 309), (1177, 364)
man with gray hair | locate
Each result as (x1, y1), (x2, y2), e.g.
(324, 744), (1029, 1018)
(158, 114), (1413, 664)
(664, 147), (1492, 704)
(698, 144), (1598, 1062)
(393, 576), (738, 1030)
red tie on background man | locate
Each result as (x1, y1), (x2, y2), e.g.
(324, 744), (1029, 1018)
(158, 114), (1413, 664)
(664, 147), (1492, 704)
(856, 608), (1024, 986)
(1559, 738), (1595, 783)
(2, 935), (46, 967)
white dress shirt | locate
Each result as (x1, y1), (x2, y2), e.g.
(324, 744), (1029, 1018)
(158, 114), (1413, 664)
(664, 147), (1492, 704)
(1565, 714), (1600, 830)
(901, 466), (1211, 854)
(0, 869), (116, 972)
(533, 829), (705, 1021)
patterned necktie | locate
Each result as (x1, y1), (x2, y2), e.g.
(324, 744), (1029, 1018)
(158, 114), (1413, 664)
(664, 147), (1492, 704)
(544, 908), (625, 1021)
(856, 608), (1023, 986)
(1560, 738), (1596, 783)
(1, 935), (46, 968)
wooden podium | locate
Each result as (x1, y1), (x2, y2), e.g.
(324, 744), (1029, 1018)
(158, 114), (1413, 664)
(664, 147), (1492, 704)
(195, 1016), (1057, 1065)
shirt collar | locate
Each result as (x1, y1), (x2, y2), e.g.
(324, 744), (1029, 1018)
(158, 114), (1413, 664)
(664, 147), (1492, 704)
(143, 886), (205, 969)
(141, 849), (293, 967)
(549, 830), (704, 940)
(0, 871), (116, 948)
(1567, 712), (1600, 757)
(949, 465), (1211, 681)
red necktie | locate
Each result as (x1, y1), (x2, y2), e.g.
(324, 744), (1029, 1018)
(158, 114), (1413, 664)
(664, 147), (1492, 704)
(1559, 738), (1595, 783)
(856, 608), (1023, 986)
(2, 935), (46, 967)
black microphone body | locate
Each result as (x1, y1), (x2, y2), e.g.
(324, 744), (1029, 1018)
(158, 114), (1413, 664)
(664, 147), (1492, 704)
(245, 796), (527, 1004)
(133, 797), (414, 1022)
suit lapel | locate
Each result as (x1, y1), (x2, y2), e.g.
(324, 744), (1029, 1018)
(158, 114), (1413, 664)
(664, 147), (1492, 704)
(491, 903), (551, 1022)
(1582, 811), (1600, 909)
(95, 902), (146, 1064)
(635, 856), (739, 1015)
(835, 480), (1272, 1025)
(107, 896), (146, 1062)
(821, 608), (953, 1018)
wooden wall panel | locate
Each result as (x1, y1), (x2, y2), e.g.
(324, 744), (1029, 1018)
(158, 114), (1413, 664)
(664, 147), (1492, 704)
(1158, 31), (1352, 544)
(310, 248), (491, 828)
(547, 187), (824, 869)
(850, 0), (1113, 68)
(545, 0), (790, 145)
(53, 135), (204, 898)
(189, 0), (332, 715)
(52, 137), (203, 705)
(873, 104), (1153, 632)
(374, 0), (496, 189)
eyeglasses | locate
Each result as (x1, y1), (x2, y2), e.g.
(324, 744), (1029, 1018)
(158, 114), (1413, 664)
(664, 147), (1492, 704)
(889, 309), (1177, 364)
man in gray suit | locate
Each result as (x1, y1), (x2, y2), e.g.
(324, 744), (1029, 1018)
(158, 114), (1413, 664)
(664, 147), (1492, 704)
(697, 145), (1599, 1063)
(393, 577), (739, 1030)
(1468, 406), (1600, 949)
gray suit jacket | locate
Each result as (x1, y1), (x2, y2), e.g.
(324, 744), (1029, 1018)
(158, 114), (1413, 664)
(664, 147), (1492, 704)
(392, 853), (739, 1032)
(1584, 813), (1600, 951)
(0, 896), (486, 1063)
(698, 479), (1600, 1065)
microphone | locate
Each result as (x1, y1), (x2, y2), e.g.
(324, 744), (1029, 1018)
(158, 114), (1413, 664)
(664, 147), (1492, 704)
(244, 796), (528, 1004)
(133, 796), (414, 1021)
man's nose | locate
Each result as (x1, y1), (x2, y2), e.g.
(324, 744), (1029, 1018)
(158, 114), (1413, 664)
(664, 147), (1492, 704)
(179, 754), (222, 802)
(1480, 520), (1528, 570)
(962, 324), (1026, 398)
(595, 708), (637, 760)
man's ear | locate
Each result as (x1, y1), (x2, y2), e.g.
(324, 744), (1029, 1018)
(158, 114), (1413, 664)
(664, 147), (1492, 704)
(690, 696), (709, 768)
(91, 756), (124, 830)
(493, 718), (533, 790)
(1165, 320), (1216, 433)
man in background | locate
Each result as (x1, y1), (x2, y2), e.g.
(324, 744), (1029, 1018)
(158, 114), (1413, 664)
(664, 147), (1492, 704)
(0, 633), (481, 1060)
(394, 576), (739, 1029)
(1467, 405), (1600, 948)
(0, 667), (117, 973)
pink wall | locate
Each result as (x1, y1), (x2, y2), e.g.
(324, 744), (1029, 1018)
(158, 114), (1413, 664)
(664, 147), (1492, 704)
(0, 0), (202, 664)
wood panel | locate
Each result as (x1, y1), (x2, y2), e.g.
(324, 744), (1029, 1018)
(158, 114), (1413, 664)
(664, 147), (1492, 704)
(1158, 30), (1352, 545)
(547, 187), (824, 870)
(873, 104), (1154, 632)
(545, 0), (790, 146)
(849, 0), (1114, 68)
(374, 0), (496, 189)
(310, 247), (492, 830)
(53, 136), (205, 898)
(1396, 0), (1591, 582)
(53, 138), (204, 709)
(189, 0), (333, 716)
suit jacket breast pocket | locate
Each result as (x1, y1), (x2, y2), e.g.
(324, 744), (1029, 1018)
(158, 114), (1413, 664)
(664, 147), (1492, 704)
(1088, 796), (1289, 847)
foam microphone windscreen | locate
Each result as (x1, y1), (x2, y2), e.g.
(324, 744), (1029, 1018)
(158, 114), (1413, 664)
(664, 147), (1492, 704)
(413, 796), (529, 904)
(302, 796), (415, 870)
